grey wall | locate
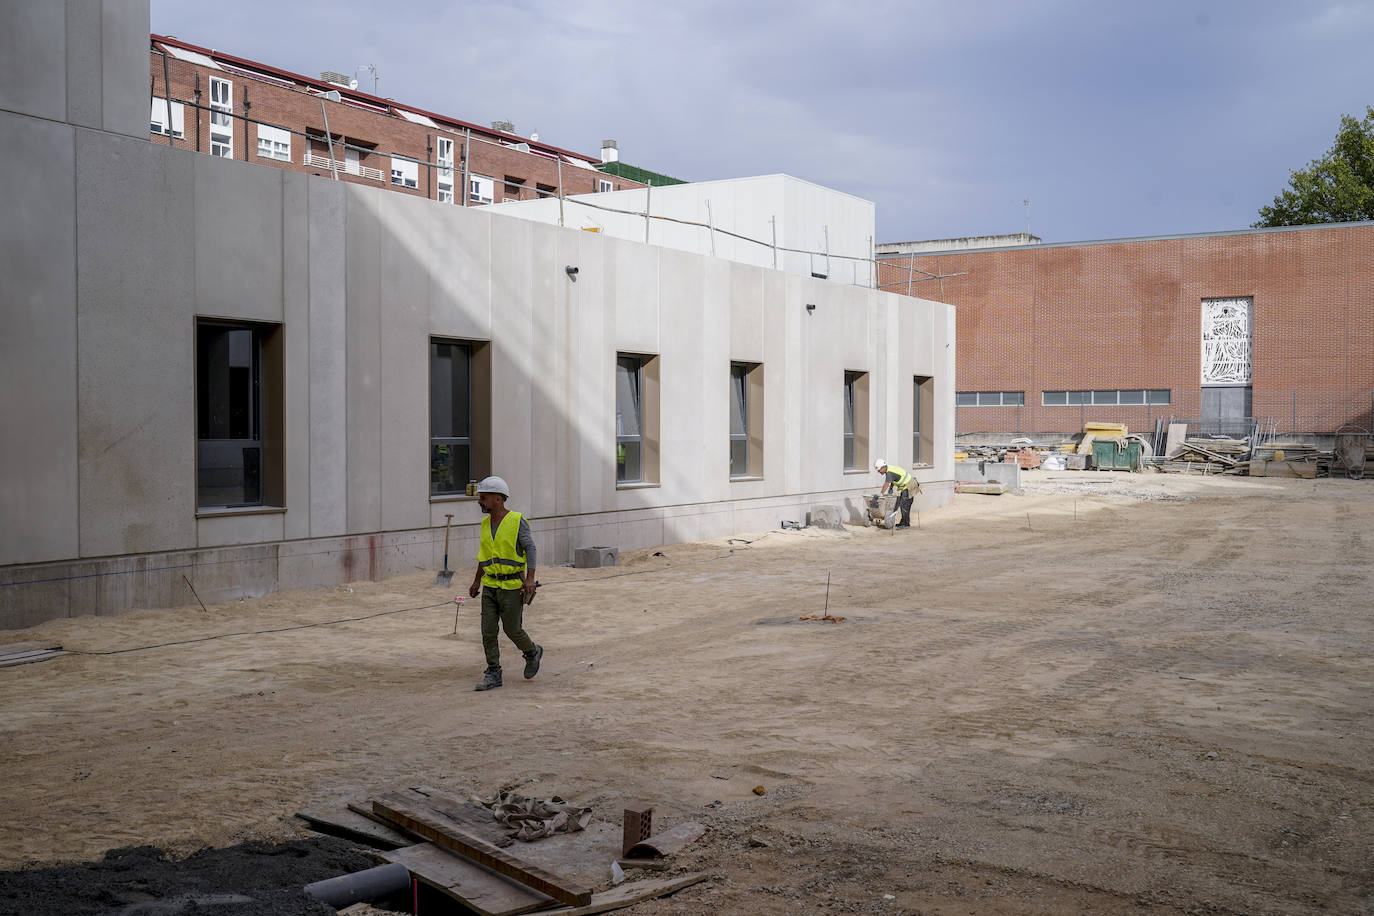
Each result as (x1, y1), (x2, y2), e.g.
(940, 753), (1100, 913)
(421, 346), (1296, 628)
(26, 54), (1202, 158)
(0, 0), (956, 628)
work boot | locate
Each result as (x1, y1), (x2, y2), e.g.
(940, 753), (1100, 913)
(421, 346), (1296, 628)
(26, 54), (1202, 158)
(474, 666), (502, 691)
(523, 645), (543, 680)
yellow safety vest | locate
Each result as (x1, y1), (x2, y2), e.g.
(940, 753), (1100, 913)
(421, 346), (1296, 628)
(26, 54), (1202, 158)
(887, 464), (913, 492)
(479, 511), (527, 590)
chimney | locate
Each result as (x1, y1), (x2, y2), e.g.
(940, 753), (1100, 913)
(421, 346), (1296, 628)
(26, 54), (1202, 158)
(601, 140), (618, 164)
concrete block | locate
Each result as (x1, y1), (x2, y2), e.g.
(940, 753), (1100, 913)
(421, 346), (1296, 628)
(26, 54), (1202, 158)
(954, 460), (1021, 489)
(807, 505), (845, 530)
(0, 2), (66, 122)
(574, 546), (618, 568)
(0, 111), (78, 567)
(76, 134), (196, 558)
(100, 0), (150, 139)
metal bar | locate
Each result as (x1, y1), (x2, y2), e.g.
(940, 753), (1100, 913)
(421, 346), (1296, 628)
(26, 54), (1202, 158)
(705, 200), (715, 256)
(462, 128), (471, 206)
(160, 51), (175, 147)
(319, 100), (339, 180)
(557, 159), (564, 227)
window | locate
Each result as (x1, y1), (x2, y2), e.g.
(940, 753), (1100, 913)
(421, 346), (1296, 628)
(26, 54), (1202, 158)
(503, 176), (526, 201)
(197, 320), (281, 509)
(598, 178), (613, 193)
(469, 174), (494, 204)
(1043, 389), (1170, 406)
(617, 356), (644, 483)
(536, 182), (556, 200)
(150, 98), (185, 137)
(843, 371), (869, 470)
(957, 391), (1023, 406)
(436, 137), (455, 203)
(914, 376), (934, 465)
(617, 353), (660, 485)
(209, 77), (233, 158)
(430, 338), (491, 496)
(391, 157), (419, 189)
(730, 362), (764, 478)
(255, 123), (291, 161)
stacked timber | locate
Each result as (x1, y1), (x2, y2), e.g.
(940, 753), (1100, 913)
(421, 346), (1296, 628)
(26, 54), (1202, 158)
(1158, 438), (1249, 475)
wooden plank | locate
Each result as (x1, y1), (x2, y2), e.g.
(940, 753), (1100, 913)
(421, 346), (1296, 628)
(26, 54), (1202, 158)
(527, 874), (709, 916)
(381, 843), (551, 916)
(1164, 423), (1187, 458)
(296, 806), (412, 849)
(372, 793), (593, 907)
(1248, 459), (1317, 479)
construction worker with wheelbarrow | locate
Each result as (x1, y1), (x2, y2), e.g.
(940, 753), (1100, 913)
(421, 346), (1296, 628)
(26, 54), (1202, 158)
(468, 476), (542, 691)
(874, 458), (919, 530)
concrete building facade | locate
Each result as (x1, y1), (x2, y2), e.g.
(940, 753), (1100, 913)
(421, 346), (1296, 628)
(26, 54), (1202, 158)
(1, 2), (956, 629)
(877, 224), (1374, 438)
(147, 34), (647, 209)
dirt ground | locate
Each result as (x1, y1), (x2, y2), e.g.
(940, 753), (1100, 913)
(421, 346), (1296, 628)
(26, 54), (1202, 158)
(1, 470), (1371, 915)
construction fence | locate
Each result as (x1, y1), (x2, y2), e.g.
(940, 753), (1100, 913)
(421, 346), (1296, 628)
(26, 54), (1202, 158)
(956, 390), (1374, 441)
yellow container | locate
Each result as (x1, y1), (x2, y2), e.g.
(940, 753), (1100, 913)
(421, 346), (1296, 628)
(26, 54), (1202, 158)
(1083, 422), (1128, 437)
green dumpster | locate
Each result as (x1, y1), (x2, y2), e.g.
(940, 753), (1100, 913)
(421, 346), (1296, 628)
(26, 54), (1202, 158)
(1091, 438), (1141, 471)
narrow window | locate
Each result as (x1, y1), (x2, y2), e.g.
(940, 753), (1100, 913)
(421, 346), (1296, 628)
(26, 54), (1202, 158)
(436, 137), (455, 203)
(617, 355), (644, 483)
(914, 375), (934, 465)
(729, 363), (752, 478)
(209, 77), (233, 158)
(843, 371), (868, 470)
(598, 178), (613, 193)
(197, 320), (280, 509)
(430, 340), (472, 496)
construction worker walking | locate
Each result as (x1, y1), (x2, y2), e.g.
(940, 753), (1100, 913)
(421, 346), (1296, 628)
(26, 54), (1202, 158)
(467, 476), (542, 691)
(874, 458), (918, 529)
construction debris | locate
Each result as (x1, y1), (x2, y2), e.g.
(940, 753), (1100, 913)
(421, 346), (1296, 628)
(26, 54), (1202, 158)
(475, 789), (593, 842)
(0, 641), (64, 669)
(300, 786), (708, 916)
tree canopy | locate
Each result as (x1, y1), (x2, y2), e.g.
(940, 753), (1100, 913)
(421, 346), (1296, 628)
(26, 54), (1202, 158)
(1254, 106), (1374, 227)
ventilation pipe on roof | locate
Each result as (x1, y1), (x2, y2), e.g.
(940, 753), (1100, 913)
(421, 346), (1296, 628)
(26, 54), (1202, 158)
(601, 140), (618, 163)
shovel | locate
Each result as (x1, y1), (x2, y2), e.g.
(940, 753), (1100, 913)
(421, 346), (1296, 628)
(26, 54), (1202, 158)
(434, 514), (455, 586)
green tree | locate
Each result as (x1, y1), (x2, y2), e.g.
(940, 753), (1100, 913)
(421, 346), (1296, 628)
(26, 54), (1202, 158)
(1254, 106), (1374, 227)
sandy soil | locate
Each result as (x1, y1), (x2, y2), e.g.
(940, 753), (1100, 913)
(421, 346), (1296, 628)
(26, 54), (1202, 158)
(1, 470), (1371, 915)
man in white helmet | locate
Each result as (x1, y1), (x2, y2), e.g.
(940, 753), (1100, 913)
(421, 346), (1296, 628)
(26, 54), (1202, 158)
(467, 476), (541, 691)
(874, 458), (919, 529)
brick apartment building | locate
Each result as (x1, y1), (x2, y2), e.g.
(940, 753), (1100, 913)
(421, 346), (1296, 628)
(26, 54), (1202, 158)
(877, 222), (1374, 438)
(148, 34), (652, 207)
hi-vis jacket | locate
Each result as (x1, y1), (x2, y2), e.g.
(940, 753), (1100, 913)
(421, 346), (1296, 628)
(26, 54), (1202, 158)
(886, 464), (914, 493)
(478, 512), (527, 590)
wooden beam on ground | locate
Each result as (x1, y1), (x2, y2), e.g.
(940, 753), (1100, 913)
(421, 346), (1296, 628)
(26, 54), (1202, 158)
(526, 873), (709, 916)
(380, 843), (552, 916)
(296, 806), (412, 849)
(372, 793), (593, 907)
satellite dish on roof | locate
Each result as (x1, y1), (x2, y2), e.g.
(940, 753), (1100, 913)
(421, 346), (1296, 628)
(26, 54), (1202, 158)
(529, 132), (539, 141)
(349, 78), (359, 90)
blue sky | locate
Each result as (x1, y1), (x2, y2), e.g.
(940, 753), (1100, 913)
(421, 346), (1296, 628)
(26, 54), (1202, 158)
(151, 0), (1374, 244)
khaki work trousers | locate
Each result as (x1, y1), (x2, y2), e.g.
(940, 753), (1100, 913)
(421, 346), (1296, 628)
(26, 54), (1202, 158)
(480, 585), (536, 670)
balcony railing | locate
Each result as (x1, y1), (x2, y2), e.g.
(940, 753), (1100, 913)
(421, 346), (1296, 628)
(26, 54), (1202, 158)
(302, 151), (384, 182)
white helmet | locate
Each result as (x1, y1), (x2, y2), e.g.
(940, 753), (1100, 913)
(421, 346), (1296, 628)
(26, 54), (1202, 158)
(475, 475), (510, 497)
(874, 458), (888, 470)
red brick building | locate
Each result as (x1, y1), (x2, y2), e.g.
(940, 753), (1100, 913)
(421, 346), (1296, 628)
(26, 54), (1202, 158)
(878, 222), (1374, 437)
(148, 34), (646, 207)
